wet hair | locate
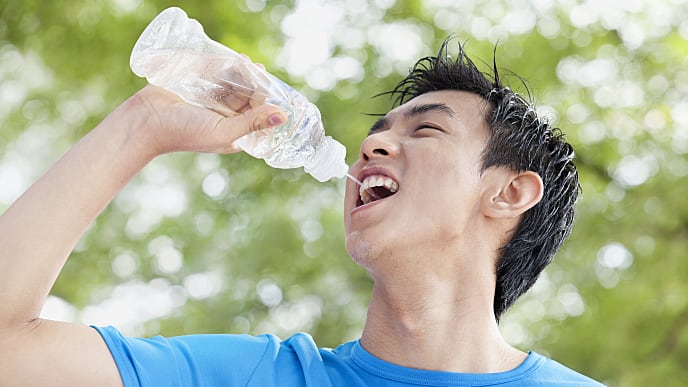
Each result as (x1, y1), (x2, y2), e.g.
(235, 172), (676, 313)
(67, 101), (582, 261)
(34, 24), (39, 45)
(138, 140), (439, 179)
(384, 38), (580, 320)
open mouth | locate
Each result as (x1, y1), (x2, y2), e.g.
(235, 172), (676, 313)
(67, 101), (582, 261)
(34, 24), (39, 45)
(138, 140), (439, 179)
(357, 174), (399, 207)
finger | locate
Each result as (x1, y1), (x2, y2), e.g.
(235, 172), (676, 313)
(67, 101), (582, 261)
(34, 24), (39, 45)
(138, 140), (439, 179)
(239, 52), (267, 71)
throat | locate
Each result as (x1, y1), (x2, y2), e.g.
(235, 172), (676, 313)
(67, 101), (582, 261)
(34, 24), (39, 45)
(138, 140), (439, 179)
(360, 186), (396, 206)
(362, 288), (523, 373)
(369, 186), (394, 200)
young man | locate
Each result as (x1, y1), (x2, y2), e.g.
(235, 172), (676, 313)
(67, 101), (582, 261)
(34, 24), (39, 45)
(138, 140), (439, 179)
(0, 40), (604, 385)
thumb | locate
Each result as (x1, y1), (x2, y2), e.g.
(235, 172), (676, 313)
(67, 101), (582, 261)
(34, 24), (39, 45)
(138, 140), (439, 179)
(226, 104), (287, 137)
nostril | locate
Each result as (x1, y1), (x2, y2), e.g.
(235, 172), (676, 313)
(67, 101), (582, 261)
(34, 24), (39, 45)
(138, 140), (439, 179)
(361, 147), (389, 161)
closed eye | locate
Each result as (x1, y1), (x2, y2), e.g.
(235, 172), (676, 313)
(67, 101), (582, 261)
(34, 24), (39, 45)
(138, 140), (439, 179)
(414, 124), (445, 134)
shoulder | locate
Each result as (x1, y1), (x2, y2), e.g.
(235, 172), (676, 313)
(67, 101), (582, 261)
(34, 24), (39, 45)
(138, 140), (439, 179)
(527, 352), (607, 386)
(94, 326), (357, 386)
(93, 326), (283, 386)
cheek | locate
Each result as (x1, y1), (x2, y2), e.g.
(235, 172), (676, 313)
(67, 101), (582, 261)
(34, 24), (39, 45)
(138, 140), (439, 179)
(406, 180), (479, 236)
(411, 202), (463, 238)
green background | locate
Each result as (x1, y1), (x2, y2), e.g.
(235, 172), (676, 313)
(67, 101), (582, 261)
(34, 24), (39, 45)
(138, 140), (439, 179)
(1, 1), (687, 385)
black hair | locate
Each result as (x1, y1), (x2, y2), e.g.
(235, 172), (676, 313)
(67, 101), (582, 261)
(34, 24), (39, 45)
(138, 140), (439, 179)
(385, 38), (580, 320)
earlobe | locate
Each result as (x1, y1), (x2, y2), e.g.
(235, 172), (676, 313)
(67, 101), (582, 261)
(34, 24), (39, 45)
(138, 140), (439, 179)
(483, 170), (543, 218)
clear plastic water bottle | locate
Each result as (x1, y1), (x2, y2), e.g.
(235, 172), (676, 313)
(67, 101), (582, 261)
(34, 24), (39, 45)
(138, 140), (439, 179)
(130, 7), (348, 182)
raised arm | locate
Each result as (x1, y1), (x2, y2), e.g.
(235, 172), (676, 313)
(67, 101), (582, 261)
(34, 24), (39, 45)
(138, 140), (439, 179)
(0, 85), (286, 386)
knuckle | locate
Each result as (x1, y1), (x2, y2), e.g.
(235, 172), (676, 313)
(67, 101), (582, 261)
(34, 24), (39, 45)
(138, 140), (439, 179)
(248, 115), (265, 132)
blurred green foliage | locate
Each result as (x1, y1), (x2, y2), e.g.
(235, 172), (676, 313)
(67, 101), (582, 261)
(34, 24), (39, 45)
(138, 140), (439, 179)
(2, 0), (687, 385)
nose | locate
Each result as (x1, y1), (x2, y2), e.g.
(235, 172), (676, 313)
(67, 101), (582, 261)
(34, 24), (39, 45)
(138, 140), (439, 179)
(360, 131), (400, 161)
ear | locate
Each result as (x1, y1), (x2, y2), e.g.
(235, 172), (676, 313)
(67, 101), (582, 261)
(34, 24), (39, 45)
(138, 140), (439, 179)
(481, 169), (543, 219)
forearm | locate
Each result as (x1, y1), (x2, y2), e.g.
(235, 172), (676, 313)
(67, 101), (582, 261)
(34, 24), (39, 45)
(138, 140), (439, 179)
(0, 94), (159, 326)
(0, 83), (285, 330)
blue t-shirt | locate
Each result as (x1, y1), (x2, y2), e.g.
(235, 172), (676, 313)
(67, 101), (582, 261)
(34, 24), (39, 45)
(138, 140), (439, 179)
(93, 326), (604, 386)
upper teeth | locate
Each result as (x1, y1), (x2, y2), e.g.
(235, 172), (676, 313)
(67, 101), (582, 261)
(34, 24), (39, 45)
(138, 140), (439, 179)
(359, 174), (399, 205)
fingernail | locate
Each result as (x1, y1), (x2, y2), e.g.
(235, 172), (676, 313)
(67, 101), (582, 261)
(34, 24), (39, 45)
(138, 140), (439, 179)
(268, 113), (285, 126)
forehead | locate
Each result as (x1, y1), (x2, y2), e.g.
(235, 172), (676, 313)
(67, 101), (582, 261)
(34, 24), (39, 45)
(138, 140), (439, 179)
(390, 90), (489, 122)
(367, 90), (491, 139)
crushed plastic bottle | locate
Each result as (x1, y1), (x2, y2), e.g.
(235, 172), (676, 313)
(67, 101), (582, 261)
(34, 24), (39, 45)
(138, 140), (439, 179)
(130, 7), (348, 182)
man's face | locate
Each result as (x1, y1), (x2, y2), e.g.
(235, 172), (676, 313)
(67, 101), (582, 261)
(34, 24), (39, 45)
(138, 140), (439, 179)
(343, 90), (492, 277)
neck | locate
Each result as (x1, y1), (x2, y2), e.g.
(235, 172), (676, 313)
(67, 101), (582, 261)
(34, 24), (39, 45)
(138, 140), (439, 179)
(359, 265), (526, 373)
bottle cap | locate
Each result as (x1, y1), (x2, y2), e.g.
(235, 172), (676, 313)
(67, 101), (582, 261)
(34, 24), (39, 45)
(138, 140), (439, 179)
(304, 137), (348, 182)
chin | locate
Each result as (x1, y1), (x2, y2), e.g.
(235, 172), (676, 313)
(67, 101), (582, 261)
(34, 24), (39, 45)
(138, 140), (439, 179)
(346, 231), (396, 271)
(345, 232), (373, 265)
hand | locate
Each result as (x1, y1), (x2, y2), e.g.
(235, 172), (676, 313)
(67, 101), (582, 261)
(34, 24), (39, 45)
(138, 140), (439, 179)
(117, 85), (287, 156)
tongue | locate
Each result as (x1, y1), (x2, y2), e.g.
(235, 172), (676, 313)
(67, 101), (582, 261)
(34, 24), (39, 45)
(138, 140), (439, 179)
(368, 186), (394, 201)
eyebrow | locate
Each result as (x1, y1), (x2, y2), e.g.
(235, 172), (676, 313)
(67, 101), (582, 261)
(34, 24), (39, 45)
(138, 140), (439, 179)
(368, 102), (456, 135)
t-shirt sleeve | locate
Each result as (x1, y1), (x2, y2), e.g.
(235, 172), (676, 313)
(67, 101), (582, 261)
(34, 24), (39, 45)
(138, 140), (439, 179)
(92, 325), (277, 387)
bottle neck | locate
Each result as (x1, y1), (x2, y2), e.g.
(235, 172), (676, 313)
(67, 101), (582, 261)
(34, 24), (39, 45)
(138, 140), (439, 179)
(304, 136), (348, 182)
